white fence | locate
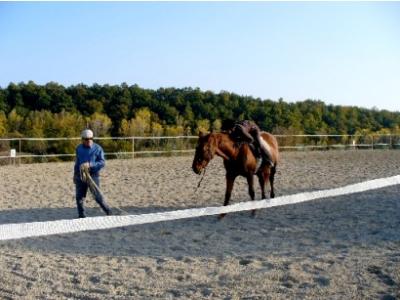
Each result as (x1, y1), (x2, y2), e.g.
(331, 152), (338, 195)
(0, 136), (195, 158)
(0, 134), (399, 163)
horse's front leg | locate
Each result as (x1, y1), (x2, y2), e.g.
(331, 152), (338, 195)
(219, 175), (236, 219)
(246, 175), (257, 217)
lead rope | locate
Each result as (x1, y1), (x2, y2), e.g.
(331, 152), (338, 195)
(192, 167), (207, 199)
(80, 164), (129, 215)
(191, 167), (217, 239)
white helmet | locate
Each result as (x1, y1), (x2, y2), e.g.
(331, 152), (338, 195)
(81, 129), (94, 139)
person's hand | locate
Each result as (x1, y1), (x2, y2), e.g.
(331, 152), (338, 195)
(80, 162), (90, 170)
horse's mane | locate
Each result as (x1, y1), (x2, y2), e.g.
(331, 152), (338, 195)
(212, 131), (239, 148)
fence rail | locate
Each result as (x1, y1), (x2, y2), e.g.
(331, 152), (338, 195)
(1, 134), (399, 163)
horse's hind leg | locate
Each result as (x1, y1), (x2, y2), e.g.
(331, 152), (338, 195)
(219, 175), (236, 219)
(269, 166), (277, 198)
(246, 175), (257, 217)
(257, 173), (266, 200)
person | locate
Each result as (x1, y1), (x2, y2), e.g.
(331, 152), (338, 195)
(73, 129), (112, 218)
(225, 120), (274, 168)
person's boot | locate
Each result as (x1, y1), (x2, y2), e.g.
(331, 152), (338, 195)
(76, 198), (86, 218)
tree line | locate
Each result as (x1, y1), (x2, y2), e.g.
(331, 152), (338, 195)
(1, 81), (399, 139)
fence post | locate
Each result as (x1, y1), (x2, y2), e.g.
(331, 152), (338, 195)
(18, 138), (22, 165)
(132, 137), (135, 159)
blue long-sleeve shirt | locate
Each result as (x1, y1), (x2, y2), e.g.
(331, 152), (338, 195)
(74, 143), (105, 178)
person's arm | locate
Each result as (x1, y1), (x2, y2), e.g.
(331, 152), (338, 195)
(90, 145), (105, 173)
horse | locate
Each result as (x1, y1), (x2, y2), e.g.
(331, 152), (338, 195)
(192, 131), (279, 218)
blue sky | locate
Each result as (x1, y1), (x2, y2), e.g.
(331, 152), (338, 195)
(0, 2), (399, 112)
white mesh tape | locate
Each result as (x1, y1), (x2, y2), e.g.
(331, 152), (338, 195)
(1, 175), (399, 241)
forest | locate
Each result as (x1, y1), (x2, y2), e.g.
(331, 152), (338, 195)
(1, 81), (399, 139)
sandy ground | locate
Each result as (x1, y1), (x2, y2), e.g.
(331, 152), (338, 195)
(0, 150), (399, 299)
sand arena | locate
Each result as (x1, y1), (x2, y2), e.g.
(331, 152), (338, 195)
(0, 150), (399, 299)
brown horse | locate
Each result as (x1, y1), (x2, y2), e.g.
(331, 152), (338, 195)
(192, 131), (279, 218)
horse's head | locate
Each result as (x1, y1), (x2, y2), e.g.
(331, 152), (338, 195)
(192, 132), (217, 175)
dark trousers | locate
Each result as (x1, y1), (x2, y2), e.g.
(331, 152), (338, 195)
(75, 176), (111, 218)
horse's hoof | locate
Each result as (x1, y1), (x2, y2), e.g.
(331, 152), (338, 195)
(218, 213), (226, 220)
(251, 210), (256, 217)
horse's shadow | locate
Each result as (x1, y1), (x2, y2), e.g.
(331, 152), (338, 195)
(1, 187), (399, 259)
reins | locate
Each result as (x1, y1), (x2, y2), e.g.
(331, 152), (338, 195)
(197, 167), (207, 188)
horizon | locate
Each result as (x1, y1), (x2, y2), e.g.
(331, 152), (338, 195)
(1, 2), (399, 112)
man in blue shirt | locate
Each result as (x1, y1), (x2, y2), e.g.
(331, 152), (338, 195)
(73, 129), (112, 218)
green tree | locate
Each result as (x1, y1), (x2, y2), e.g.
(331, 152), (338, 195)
(0, 88), (8, 112)
(7, 109), (24, 136)
(119, 107), (152, 136)
(0, 111), (7, 137)
(212, 119), (222, 131)
(87, 112), (112, 137)
(44, 82), (73, 112)
(196, 119), (210, 133)
(151, 122), (164, 136)
(7, 83), (24, 114)
(165, 125), (184, 136)
(1, 82), (400, 140)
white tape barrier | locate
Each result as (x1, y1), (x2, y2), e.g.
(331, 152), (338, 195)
(1, 175), (400, 241)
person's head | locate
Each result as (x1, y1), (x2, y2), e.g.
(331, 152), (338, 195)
(81, 129), (94, 147)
